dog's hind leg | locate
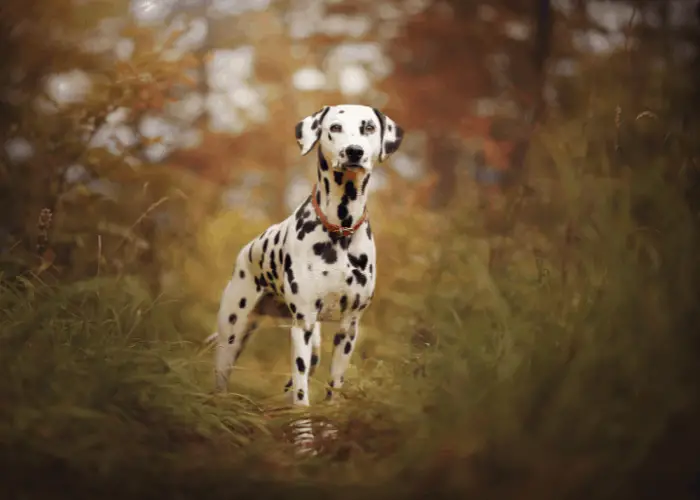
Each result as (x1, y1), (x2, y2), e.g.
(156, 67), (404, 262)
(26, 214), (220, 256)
(214, 260), (263, 393)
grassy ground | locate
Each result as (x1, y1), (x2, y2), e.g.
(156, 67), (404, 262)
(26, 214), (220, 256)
(3, 114), (700, 499)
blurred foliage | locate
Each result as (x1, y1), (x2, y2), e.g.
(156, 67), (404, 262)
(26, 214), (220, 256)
(1, 0), (700, 499)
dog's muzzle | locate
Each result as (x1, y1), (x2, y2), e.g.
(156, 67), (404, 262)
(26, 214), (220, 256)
(338, 162), (365, 171)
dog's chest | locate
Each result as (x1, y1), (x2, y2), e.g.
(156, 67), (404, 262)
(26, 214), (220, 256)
(305, 248), (366, 292)
(301, 241), (375, 317)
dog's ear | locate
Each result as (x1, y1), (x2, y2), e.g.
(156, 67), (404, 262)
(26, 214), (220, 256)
(372, 108), (404, 163)
(295, 106), (330, 156)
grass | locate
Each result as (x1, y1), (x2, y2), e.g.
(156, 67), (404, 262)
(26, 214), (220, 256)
(0, 273), (425, 498)
(0, 277), (265, 465)
(3, 104), (700, 499)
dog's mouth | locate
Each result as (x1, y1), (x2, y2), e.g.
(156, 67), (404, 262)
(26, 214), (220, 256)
(337, 162), (365, 171)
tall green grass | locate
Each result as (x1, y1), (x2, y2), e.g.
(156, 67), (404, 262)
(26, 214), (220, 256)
(0, 276), (276, 486)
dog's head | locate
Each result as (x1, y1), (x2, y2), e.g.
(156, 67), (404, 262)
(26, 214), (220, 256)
(295, 104), (403, 171)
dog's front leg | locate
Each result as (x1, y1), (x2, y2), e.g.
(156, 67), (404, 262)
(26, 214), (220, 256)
(326, 315), (361, 401)
(284, 321), (321, 394)
(288, 314), (320, 453)
(290, 315), (318, 406)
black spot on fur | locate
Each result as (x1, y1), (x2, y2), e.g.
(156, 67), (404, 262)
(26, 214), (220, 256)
(296, 357), (306, 374)
(334, 333), (346, 346)
(304, 330), (312, 345)
(315, 189), (321, 206)
(369, 263), (374, 274)
(372, 107), (386, 152)
(318, 147), (330, 171)
(322, 270), (329, 276)
(297, 220), (320, 241)
(323, 178), (330, 195)
(361, 174), (371, 194)
(318, 106), (330, 125)
(328, 232), (352, 250)
(310, 353), (319, 368)
(315, 299), (323, 311)
(352, 269), (368, 287)
(366, 222), (372, 239)
(228, 335), (235, 345)
(295, 121), (303, 140)
(295, 196), (311, 220)
(283, 254), (299, 294)
(339, 295), (348, 313)
(228, 314), (237, 324)
(346, 276), (353, 286)
(344, 341), (352, 355)
(384, 127), (404, 156)
(296, 312), (304, 321)
(239, 298), (247, 308)
(274, 231), (280, 245)
(262, 239), (268, 253)
(345, 181), (357, 201)
(248, 245), (253, 262)
(284, 379), (292, 390)
(352, 294), (360, 310)
(348, 253), (368, 270)
(297, 389), (304, 401)
(337, 203), (349, 220)
(311, 119), (319, 130)
(290, 303), (297, 313)
(333, 171), (344, 186)
(239, 270), (245, 279)
(327, 132), (332, 141)
(312, 242), (338, 264)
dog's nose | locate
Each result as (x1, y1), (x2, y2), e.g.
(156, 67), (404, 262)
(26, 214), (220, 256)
(345, 145), (364, 163)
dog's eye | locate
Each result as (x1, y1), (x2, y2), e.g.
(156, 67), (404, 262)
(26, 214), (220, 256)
(330, 124), (342, 133)
(365, 123), (376, 134)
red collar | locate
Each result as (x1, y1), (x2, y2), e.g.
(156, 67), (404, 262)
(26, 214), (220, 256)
(310, 183), (368, 236)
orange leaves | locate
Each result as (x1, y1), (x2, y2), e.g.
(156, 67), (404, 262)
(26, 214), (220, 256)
(105, 23), (203, 114)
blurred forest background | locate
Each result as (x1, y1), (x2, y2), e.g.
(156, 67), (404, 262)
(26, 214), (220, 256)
(2, 0), (700, 499)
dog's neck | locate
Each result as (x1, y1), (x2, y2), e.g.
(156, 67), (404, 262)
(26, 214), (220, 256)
(315, 147), (371, 228)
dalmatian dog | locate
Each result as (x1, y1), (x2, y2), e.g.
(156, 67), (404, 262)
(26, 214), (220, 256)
(209, 105), (403, 417)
